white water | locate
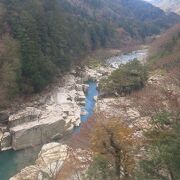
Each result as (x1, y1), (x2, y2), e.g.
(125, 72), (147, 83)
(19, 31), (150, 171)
(106, 49), (147, 68)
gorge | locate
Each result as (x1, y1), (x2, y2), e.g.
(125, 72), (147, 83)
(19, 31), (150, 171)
(0, 49), (147, 180)
(0, 0), (179, 179)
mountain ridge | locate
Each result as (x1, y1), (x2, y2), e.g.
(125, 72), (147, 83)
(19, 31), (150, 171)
(145, 0), (180, 14)
(0, 0), (179, 107)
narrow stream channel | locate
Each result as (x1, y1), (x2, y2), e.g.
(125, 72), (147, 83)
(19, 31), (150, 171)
(0, 81), (98, 180)
(81, 81), (98, 122)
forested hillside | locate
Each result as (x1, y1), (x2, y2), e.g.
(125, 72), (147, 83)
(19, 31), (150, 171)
(67, 0), (180, 38)
(0, 0), (115, 106)
(0, 0), (179, 107)
(149, 23), (180, 77)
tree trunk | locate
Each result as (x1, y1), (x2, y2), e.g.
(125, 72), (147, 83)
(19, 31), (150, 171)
(115, 155), (121, 180)
(168, 167), (175, 180)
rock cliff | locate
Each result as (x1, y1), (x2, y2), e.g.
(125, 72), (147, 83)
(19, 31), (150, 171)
(0, 73), (88, 151)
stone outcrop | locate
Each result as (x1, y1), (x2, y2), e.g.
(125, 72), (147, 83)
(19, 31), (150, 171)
(1, 132), (11, 151)
(97, 97), (151, 137)
(10, 142), (91, 180)
(9, 107), (41, 128)
(83, 66), (113, 82)
(0, 73), (89, 151)
(10, 142), (68, 180)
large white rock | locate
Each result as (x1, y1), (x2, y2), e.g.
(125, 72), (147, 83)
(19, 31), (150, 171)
(10, 142), (92, 180)
(36, 143), (68, 176)
(10, 166), (41, 180)
(10, 143), (68, 180)
(1, 132), (12, 151)
(9, 99), (82, 150)
(9, 107), (41, 128)
(2, 73), (86, 151)
(10, 115), (67, 150)
(82, 84), (89, 93)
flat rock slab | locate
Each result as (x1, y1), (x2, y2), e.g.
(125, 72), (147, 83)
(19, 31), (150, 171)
(9, 107), (41, 128)
(10, 116), (67, 150)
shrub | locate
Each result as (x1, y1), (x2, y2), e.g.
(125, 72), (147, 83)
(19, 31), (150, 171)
(99, 60), (148, 96)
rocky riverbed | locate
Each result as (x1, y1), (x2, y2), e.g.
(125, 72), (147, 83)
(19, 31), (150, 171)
(0, 63), (110, 151)
(9, 49), (149, 179)
(106, 49), (147, 68)
(0, 74), (87, 151)
(0, 66), (104, 179)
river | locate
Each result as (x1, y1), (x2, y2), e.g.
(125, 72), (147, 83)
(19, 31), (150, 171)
(106, 49), (147, 68)
(81, 81), (98, 122)
(0, 49), (147, 179)
(0, 80), (98, 180)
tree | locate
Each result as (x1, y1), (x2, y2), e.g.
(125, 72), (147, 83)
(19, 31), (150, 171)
(87, 115), (137, 180)
(100, 60), (148, 96)
(86, 154), (116, 180)
(0, 34), (21, 105)
(136, 111), (180, 180)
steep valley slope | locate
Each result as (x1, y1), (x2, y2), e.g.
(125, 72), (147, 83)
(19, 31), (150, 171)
(0, 0), (179, 108)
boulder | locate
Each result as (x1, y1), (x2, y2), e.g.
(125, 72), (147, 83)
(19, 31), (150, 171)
(78, 101), (86, 106)
(36, 143), (68, 176)
(10, 165), (41, 180)
(82, 84), (89, 93)
(93, 96), (98, 102)
(76, 91), (86, 102)
(0, 125), (8, 133)
(75, 84), (83, 91)
(1, 132), (12, 151)
(10, 143), (68, 180)
(9, 107), (41, 128)
(10, 116), (67, 150)
(10, 142), (92, 180)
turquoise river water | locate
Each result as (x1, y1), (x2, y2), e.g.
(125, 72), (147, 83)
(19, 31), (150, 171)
(0, 81), (98, 180)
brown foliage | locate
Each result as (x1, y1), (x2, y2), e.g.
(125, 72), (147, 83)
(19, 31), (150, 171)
(58, 114), (139, 180)
(131, 83), (180, 117)
(148, 23), (180, 75)
(150, 23), (180, 55)
(90, 115), (137, 179)
(56, 147), (92, 180)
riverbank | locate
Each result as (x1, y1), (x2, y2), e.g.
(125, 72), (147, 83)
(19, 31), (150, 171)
(9, 48), (149, 179)
(0, 74), (99, 180)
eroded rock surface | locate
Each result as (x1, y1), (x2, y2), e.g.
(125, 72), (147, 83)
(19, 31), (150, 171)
(0, 73), (89, 151)
(10, 142), (91, 180)
(10, 142), (68, 180)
